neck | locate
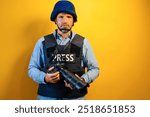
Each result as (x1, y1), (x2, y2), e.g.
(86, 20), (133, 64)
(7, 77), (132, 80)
(57, 29), (71, 39)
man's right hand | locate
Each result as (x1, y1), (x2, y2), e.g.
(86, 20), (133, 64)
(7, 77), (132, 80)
(44, 67), (60, 84)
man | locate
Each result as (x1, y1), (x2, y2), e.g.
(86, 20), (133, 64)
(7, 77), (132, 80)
(28, 0), (99, 100)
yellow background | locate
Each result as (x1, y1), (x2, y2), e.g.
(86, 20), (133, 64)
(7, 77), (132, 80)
(0, 0), (149, 100)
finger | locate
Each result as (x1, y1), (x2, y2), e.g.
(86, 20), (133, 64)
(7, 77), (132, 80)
(47, 66), (54, 72)
(75, 74), (85, 81)
(52, 75), (60, 81)
(52, 77), (59, 81)
(49, 76), (60, 83)
(64, 80), (73, 90)
(64, 80), (69, 87)
(51, 73), (60, 81)
(64, 80), (68, 86)
(50, 72), (60, 78)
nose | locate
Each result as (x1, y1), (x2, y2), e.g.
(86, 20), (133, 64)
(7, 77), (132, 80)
(62, 17), (68, 23)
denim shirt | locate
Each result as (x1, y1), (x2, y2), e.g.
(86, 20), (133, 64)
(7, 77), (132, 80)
(28, 30), (100, 84)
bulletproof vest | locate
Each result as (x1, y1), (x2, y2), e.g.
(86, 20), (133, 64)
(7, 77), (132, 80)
(38, 33), (87, 98)
(43, 34), (85, 75)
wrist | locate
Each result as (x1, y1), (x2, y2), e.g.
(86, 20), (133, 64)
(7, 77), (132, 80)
(44, 76), (48, 84)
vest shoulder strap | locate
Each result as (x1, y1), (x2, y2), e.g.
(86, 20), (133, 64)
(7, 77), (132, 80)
(71, 34), (84, 48)
(43, 34), (57, 49)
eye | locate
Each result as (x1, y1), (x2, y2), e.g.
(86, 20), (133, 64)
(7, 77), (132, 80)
(58, 15), (64, 19)
(67, 16), (73, 18)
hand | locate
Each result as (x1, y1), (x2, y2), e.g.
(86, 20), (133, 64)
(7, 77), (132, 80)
(64, 80), (73, 90)
(44, 67), (60, 84)
(75, 74), (85, 82)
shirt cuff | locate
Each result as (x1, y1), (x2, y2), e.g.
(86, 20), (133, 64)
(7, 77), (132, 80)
(81, 74), (90, 84)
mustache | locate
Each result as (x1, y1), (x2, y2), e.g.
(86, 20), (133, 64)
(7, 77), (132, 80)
(60, 25), (69, 27)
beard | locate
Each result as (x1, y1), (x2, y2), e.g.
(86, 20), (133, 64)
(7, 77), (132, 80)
(57, 25), (72, 33)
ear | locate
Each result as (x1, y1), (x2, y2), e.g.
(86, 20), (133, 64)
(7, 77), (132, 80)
(54, 19), (57, 24)
(72, 22), (74, 26)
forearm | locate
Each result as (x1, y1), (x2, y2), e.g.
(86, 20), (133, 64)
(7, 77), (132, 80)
(82, 38), (100, 83)
(28, 38), (46, 84)
(28, 65), (46, 84)
(81, 66), (99, 83)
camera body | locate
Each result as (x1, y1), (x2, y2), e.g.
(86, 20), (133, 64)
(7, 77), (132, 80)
(48, 63), (89, 94)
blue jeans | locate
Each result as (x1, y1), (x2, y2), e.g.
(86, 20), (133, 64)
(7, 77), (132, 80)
(37, 95), (85, 100)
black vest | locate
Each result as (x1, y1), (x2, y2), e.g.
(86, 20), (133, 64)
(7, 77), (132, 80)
(37, 33), (88, 98)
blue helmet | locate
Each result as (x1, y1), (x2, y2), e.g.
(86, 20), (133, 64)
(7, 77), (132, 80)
(50, 0), (77, 22)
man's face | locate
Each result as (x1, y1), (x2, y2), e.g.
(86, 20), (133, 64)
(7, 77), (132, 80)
(55, 12), (74, 33)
